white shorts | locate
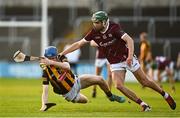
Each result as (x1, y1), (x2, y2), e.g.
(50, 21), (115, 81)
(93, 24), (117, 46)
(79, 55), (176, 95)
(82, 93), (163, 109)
(168, 62), (174, 71)
(110, 56), (140, 72)
(63, 76), (81, 102)
(95, 58), (109, 67)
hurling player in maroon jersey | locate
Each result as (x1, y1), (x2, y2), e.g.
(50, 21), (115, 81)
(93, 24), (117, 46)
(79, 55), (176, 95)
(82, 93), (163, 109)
(60, 11), (176, 111)
(155, 56), (175, 92)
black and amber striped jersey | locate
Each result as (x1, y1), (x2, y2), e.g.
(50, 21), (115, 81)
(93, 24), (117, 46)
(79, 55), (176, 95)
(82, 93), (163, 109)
(42, 55), (75, 95)
(140, 40), (151, 61)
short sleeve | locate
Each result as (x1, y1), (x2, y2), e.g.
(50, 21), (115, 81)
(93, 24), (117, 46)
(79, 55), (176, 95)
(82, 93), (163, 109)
(113, 24), (126, 39)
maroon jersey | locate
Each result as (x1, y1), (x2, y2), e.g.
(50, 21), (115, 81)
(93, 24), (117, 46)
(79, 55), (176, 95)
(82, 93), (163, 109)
(96, 47), (106, 59)
(155, 56), (171, 70)
(84, 21), (128, 64)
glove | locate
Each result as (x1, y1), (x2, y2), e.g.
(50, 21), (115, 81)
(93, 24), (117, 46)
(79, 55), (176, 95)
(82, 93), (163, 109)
(40, 63), (47, 70)
(57, 54), (62, 61)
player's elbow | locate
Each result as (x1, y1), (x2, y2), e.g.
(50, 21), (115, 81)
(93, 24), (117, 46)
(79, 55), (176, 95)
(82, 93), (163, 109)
(66, 64), (71, 70)
(64, 63), (71, 70)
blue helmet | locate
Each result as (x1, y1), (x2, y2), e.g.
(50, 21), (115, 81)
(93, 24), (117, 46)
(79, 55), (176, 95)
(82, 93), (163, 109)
(44, 46), (58, 57)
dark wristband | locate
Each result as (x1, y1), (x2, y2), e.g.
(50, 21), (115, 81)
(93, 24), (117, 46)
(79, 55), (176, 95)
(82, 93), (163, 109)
(24, 56), (31, 61)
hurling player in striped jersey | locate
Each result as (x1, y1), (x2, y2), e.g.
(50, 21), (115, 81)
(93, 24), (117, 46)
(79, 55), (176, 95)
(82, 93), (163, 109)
(60, 11), (176, 111)
(39, 46), (125, 111)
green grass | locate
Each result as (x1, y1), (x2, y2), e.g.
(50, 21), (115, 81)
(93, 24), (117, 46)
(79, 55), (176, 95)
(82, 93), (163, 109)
(0, 78), (179, 117)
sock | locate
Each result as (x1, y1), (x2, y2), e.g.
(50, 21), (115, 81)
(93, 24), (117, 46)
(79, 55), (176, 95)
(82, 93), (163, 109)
(140, 102), (147, 107)
(163, 92), (169, 99)
(136, 98), (143, 105)
(105, 91), (113, 97)
(160, 91), (169, 99)
(136, 99), (147, 106)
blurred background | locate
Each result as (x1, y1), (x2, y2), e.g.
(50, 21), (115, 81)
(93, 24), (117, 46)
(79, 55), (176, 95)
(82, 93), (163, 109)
(0, 0), (179, 81)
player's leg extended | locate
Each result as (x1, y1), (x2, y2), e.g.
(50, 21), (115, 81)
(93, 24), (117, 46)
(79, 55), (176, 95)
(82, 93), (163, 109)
(112, 70), (140, 101)
(80, 74), (109, 92)
(133, 67), (176, 110)
(79, 74), (125, 103)
(134, 67), (164, 94)
(112, 70), (151, 111)
(92, 66), (102, 98)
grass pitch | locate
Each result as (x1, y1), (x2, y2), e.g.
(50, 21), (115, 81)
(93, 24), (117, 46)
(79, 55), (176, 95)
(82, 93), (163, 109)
(0, 78), (179, 117)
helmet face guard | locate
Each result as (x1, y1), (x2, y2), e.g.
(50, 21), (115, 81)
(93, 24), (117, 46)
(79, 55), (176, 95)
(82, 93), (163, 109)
(91, 11), (108, 23)
(44, 46), (58, 58)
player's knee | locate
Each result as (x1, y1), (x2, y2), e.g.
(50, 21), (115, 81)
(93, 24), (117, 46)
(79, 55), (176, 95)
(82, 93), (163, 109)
(97, 76), (104, 84)
(115, 83), (124, 91)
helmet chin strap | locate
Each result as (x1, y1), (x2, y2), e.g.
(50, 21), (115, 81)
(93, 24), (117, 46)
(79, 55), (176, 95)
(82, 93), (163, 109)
(101, 19), (109, 33)
(103, 18), (109, 27)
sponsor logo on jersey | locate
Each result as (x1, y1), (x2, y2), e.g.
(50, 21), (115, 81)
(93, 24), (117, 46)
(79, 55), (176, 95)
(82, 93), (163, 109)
(99, 39), (116, 47)
(108, 33), (112, 37)
(103, 35), (107, 39)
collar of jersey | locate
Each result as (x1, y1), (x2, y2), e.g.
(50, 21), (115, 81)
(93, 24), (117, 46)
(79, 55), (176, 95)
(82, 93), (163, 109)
(100, 19), (109, 34)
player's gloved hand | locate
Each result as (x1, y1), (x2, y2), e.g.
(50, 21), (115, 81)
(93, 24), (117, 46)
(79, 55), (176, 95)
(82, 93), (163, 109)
(57, 53), (66, 61)
(40, 103), (56, 112)
(39, 62), (47, 70)
(57, 53), (63, 61)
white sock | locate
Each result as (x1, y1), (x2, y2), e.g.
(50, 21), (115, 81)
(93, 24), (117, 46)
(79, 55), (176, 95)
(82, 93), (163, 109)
(140, 102), (147, 106)
(164, 92), (169, 99)
(42, 85), (48, 105)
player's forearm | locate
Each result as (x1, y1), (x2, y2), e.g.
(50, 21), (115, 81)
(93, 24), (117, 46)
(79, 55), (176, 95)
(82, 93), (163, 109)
(128, 41), (134, 58)
(30, 56), (40, 61)
(126, 37), (134, 58)
(51, 61), (70, 70)
(122, 34), (134, 58)
(61, 42), (81, 55)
